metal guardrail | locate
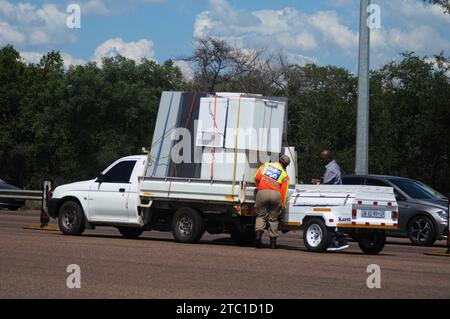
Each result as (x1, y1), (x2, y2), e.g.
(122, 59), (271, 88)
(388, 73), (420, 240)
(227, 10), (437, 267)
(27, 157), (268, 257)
(0, 189), (42, 201)
(1, 181), (52, 227)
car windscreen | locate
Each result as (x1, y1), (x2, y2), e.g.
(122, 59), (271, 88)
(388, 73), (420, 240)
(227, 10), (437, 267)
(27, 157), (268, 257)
(388, 179), (447, 200)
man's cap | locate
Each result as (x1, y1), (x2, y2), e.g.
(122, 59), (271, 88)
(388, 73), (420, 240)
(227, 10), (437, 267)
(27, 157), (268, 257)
(279, 155), (291, 167)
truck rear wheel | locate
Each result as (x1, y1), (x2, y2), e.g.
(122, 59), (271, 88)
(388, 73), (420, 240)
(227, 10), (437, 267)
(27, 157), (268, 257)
(118, 227), (143, 239)
(58, 200), (85, 236)
(358, 230), (386, 255)
(172, 207), (205, 243)
(303, 218), (333, 253)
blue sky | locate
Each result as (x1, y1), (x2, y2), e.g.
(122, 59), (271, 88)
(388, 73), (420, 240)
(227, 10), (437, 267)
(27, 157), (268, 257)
(1, 0), (449, 76)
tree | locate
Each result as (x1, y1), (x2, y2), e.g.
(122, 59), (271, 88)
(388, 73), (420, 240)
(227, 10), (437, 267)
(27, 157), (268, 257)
(424, 0), (450, 13)
(369, 52), (450, 192)
(284, 64), (358, 183)
(0, 45), (27, 186)
(183, 36), (263, 93)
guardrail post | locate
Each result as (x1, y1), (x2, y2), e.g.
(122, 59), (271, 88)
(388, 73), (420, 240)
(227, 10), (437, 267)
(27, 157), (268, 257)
(40, 181), (51, 227)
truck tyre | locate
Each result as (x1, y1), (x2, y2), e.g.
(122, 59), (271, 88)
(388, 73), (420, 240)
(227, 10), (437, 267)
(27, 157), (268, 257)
(230, 228), (256, 246)
(303, 218), (333, 253)
(358, 230), (386, 255)
(118, 227), (144, 239)
(58, 200), (85, 236)
(407, 215), (436, 246)
(172, 207), (205, 243)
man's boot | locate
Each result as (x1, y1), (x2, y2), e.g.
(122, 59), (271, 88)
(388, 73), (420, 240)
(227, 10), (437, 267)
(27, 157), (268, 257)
(255, 231), (263, 248)
(270, 237), (277, 249)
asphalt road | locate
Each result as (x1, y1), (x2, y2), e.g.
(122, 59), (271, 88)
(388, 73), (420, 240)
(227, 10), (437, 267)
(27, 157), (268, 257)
(1, 210), (449, 299)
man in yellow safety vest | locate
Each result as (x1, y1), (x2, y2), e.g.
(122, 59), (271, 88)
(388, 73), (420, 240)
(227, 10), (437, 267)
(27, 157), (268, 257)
(253, 155), (291, 249)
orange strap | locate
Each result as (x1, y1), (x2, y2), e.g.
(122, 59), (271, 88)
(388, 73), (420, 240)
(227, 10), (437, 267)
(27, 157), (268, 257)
(210, 95), (217, 180)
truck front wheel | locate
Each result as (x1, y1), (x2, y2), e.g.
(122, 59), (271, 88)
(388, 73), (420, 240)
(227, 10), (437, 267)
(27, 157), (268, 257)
(303, 218), (333, 253)
(172, 207), (205, 243)
(358, 230), (386, 255)
(58, 200), (85, 236)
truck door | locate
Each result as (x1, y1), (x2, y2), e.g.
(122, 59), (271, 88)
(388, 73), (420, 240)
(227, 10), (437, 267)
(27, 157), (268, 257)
(89, 160), (137, 222)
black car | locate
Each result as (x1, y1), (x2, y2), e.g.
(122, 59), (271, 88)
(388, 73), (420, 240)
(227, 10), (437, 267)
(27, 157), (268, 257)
(0, 180), (25, 211)
(342, 175), (448, 246)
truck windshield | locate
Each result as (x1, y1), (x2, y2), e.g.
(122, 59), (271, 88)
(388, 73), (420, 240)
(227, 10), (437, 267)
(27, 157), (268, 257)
(388, 179), (447, 200)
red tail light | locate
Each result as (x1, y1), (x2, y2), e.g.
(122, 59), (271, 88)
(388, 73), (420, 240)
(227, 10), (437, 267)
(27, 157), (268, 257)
(391, 211), (398, 221)
(47, 190), (53, 201)
(352, 209), (357, 219)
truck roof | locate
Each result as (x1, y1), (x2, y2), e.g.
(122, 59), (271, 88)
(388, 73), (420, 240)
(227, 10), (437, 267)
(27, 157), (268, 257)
(121, 154), (148, 161)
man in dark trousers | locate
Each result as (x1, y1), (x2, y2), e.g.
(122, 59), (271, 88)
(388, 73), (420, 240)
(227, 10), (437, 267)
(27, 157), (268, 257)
(254, 155), (291, 249)
(312, 150), (349, 251)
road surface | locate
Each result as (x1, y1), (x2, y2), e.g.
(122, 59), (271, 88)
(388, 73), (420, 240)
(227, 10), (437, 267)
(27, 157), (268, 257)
(0, 210), (449, 298)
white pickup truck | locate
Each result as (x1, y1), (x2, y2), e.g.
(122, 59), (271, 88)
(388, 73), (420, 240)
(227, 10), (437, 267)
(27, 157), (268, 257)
(48, 154), (399, 254)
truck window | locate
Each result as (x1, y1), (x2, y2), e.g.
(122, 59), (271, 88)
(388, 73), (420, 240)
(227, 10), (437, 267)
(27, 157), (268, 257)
(101, 161), (137, 183)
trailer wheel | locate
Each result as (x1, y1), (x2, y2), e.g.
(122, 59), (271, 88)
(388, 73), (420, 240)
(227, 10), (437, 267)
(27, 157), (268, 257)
(58, 200), (85, 236)
(303, 218), (332, 253)
(118, 227), (144, 239)
(358, 230), (386, 255)
(230, 228), (256, 246)
(172, 207), (204, 243)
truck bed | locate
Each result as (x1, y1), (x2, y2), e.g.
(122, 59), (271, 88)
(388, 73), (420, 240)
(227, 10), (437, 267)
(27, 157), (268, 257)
(138, 176), (257, 205)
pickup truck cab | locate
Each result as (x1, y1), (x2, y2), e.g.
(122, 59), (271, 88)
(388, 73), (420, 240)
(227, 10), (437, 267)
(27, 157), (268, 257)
(49, 155), (398, 254)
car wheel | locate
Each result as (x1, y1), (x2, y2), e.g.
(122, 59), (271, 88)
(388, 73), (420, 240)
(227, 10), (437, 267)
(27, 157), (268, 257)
(358, 230), (386, 254)
(58, 201), (86, 236)
(303, 218), (333, 253)
(118, 227), (144, 239)
(407, 215), (436, 246)
(7, 206), (20, 211)
(172, 207), (204, 243)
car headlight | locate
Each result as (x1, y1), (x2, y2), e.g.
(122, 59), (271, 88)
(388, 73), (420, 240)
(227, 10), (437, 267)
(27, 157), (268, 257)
(437, 210), (448, 222)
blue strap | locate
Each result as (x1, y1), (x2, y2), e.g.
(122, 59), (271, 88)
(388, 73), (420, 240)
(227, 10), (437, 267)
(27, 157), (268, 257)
(152, 92), (174, 176)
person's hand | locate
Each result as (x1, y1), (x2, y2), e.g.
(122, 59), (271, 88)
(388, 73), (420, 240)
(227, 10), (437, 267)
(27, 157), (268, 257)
(311, 178), (321, 185)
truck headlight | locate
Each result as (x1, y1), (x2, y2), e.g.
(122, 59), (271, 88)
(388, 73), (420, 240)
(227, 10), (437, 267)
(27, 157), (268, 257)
(437, 210), (448, 223)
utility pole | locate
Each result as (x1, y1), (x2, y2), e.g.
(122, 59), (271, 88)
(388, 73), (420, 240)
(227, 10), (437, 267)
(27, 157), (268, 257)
(355, 0), (370, 174)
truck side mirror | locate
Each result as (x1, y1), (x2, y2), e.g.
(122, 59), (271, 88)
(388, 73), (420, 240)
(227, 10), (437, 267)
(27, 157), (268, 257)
(96, 173), (104, 183)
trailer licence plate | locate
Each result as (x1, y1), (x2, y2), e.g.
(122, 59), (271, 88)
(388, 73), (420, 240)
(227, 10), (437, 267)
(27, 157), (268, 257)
(361, 209), (385, 218)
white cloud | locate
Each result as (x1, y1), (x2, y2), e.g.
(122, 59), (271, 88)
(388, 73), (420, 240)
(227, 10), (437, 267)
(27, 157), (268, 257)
(77, 0), (168, 15)
(174, 60), (194, 81)
(368, 0), (450, 68)
(80, 0), (112, 16)
(93, 38), (156, 65)
(194, 11), (215, 38)
(0, 21), (26, 46)
(193, 1), (359, 66)
(0, 1), (76, 49)
(193, 0), (450, 70)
